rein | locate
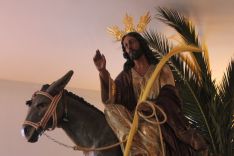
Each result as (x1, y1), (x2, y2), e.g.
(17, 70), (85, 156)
(23, 90), (126, 152)
(44, 133), (127, 152)
(43, 101), (167, 153)
(23, 90), (167, 153)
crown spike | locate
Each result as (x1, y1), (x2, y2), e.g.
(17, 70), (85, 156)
(123, 14), (135, 33)
(107, 26), (124, 41)
(136, 12), (151, 32)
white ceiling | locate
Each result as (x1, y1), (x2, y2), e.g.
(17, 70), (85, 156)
(0, 0), (233, 90)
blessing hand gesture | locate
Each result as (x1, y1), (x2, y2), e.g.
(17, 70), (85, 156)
(93, 49), (106, 72)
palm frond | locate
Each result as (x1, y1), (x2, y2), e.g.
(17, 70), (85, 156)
(155, 7), (222, 154)
(218, 59), (234, 155)
(202, 41), (211, 73)
(146, 8), (233, 155)
(157, 7), (199, 46)
(143, 29), (172, 56)
(143, 26), (213, 148)
(177, 53), (202, 82)
(156, 7), (210, 76)
(219, 59), (234, 105)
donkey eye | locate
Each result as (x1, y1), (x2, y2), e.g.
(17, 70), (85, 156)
(36, 103), (46, 109)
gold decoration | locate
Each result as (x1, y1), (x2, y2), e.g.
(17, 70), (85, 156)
(123, 14), (135, 33)
(107, 26), (124, 41)
(107, 12), (151, 41)
(136, 12), (151, 32)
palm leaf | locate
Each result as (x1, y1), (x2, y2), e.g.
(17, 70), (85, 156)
(143, 23), (213, 149)
(157, 7), (199, 46)
(145, 8), (233, 155)
(143, 29), (171, 56)
(143, 29), (187, 83)
(157, 7), (211, 74)
(217, 59), (234, 155)
(155, 7), (221, 154)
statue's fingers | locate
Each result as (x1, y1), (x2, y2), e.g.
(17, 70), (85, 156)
(94, 49), (101, 61)
(101, 54), (106, 62)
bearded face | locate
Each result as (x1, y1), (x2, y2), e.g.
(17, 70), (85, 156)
(128, 47), (144, 60)
(122, 35), (145, 61)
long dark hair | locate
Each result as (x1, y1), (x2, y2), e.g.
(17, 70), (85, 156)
(121, 32), (158, 71)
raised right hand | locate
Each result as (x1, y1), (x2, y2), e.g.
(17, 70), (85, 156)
(93, 49), (106, 72)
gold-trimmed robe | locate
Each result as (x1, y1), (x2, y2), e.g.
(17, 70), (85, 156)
(99, 65), (207, 156)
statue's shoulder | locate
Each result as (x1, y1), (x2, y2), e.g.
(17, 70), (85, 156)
(115, 69), (131, 82)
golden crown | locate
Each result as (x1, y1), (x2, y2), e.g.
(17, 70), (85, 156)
(107, 12), (151, 41)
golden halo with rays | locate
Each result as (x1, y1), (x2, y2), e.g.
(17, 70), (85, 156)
(107, 12), (151, 41)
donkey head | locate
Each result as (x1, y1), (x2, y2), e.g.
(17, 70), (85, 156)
(22, 70), (73, 142)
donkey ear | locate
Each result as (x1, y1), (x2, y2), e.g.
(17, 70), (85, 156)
(46, 70), (74, 96)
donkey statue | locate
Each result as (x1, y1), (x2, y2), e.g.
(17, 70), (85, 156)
(22, 70), (122, 156)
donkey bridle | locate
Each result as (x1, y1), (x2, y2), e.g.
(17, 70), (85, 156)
(23, 90), (125, 152)
(23, 91), (63, 131)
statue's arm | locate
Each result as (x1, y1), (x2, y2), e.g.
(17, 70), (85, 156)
(93, 50), (116, 104)
(159, 64), (175, 88)
(99, 69), (116, 104)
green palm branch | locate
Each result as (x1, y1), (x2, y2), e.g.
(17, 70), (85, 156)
(217, 60), (234, 155)
(157, 7), (209, 76)
(144, 7), (234, 156)
(144, 29), (172, 56)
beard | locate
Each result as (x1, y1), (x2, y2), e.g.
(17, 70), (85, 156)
(129, 48), (144, 60)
